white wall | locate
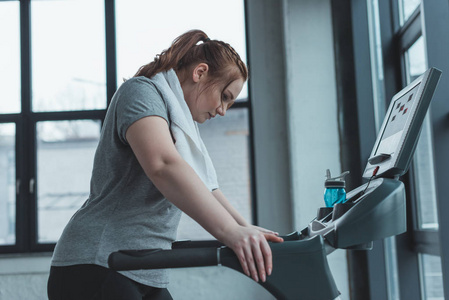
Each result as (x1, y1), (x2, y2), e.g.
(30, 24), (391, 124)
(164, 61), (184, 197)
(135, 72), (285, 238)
(282, 0), (349, 297)
(0, 256), (51, 299)
(249, 0), (349, 298)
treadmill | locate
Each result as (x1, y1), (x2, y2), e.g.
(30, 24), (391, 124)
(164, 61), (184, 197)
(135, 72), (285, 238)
(108, 67), (442, 300)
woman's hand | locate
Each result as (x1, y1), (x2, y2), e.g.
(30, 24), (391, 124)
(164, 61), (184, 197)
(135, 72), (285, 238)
(221, 225), (283, 283)
(250, 225), (284, 243)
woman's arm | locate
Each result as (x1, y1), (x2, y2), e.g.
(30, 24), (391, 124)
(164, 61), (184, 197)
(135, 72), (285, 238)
(126, 116), (273, 282)
(212, 189), (282, 239)
(212, 189), (249, 226)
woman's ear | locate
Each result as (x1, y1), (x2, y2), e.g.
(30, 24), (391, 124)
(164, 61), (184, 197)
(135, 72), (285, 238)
(192, 63), (209, 83)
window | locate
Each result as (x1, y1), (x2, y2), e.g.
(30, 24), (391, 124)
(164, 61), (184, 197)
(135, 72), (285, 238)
(420, 254), (444, 300)
(0, 124), (15, 246)
(37, 120), (101, 243)
(0, 1), (20, 114)
(367, 0), (386, 129)
(0, 1), (20, 249)
(0, 0), (251, 253)
(363, 0), (449, 298)
(404, 37), (438, 231)
(404, 35), (444, 300)
(30, 0), (106, 248)
(0, 0), (106, 253)
(31, 0), (106, 112)
(398, 0), (421, 25)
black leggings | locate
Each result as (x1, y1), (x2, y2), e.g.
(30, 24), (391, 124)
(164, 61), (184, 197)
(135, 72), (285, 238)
(47, 264), (173, 300)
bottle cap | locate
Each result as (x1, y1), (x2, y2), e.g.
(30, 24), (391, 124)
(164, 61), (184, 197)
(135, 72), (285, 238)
(325, 169), (349, 188)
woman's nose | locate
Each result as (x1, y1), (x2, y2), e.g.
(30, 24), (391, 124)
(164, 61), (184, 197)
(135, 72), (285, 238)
(216, 105), (226, 116)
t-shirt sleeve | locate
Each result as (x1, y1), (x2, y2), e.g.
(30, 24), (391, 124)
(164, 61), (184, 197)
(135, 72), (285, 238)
(115, 78), (169, 145)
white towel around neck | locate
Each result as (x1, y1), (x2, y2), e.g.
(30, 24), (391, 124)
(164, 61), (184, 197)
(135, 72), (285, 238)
(150, 69), (219, 191)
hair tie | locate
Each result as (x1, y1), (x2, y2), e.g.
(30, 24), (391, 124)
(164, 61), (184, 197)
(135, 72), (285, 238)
(204, 38), (211, 42)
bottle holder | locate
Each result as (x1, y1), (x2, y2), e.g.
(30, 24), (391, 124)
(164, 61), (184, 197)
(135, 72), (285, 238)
(317, 207), (333, 220)
(332, 202), (356, 221)
(315, 202), (356, 223)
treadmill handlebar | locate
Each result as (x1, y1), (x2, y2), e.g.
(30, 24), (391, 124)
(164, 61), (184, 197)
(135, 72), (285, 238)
(108, 247), (219, 271)
(172, 231), (302, 249)
(108, 232), (303, 271)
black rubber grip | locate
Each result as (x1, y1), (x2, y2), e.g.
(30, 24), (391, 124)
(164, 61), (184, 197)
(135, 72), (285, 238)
(108, 247), (219, 271)
(172, 240), (224, 249)
(172, 231), (301, 249)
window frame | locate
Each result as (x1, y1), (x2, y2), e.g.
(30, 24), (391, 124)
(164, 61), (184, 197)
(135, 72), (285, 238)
(420, 0), (449, 298)
(0, 0), (255, 254)
(363, 0), (449, 299)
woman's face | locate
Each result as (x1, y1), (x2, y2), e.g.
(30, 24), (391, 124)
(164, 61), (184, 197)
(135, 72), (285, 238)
(181, 64), (245, 123)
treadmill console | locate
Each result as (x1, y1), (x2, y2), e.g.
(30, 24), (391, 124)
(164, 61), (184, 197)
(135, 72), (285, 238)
(306, 67), (442, 250)
(363, 68), (442, 179)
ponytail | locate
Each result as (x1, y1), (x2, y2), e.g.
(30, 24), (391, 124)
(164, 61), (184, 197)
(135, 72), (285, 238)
(134, 29), (248, 84)
(134, 30), (208, 78)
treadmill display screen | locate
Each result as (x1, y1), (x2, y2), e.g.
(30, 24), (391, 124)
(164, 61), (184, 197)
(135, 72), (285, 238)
(374, 83), (420, 157)
(363, 67), (441, 179)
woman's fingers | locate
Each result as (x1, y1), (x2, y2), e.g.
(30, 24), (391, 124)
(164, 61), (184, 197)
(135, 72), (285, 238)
(235, 247), (250, 278)
(251, 238), (268, 282)
(252, 225), (279, 236)
(260, 239), (273, 276)
(243, 244), (259, 282)
(264, 233), (284, 243)
(246, 234), (272, 282)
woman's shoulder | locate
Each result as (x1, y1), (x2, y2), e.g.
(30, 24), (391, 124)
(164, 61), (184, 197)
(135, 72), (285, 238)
(116, 76), (163, 100)
(119, 76), (156, 90)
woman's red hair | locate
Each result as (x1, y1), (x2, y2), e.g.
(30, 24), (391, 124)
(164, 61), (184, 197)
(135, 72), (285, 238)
(134, 30), (248, 87)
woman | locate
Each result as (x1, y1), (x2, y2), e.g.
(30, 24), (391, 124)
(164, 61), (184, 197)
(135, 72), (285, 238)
(48, 29), (283, 300)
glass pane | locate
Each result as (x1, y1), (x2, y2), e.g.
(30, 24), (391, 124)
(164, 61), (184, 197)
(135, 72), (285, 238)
(0, 2), (20, 114)
(420, 254), (444, 300)
(399, 0), (421, 26)
(384, 237), (400, 300)
(367, 0), (387, 131)
(115, 0), (248, 101)
(31, 0), (106, 112)
(406, 36), (427, 82)
(414, 116), (438, 229)
(404, 37), (438, 229)
(0, 123), (16, 245)
(177, 108), (252, 240)
(37, 120), (101, 243)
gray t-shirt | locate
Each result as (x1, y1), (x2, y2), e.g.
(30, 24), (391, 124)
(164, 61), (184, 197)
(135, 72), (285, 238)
(51, 76), (182, 288)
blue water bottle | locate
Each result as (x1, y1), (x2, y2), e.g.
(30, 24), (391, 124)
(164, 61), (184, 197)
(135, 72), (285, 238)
(324, 169), (350, 207)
